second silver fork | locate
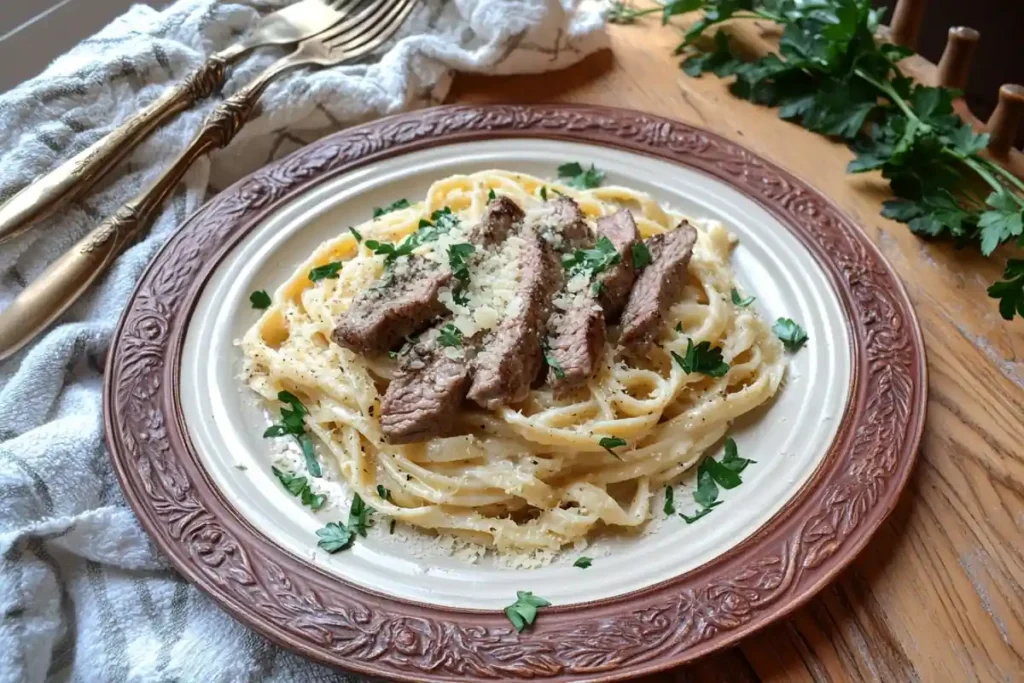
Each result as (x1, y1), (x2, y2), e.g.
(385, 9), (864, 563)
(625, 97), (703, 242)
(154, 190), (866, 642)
(0, 0), (419, 361)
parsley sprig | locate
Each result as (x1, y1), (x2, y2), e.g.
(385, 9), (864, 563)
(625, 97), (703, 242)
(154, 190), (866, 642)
(563, 236), (622, 296)
(662, 0), (1024, 320)
(263, 391), (321, 478)
(250, 290), (271, 309)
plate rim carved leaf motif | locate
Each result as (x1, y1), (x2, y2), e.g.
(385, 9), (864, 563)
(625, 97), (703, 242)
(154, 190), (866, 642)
(104, 104), (926, 683)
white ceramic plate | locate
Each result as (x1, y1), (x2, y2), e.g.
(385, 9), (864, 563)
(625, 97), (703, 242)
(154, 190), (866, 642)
(108, 105), (925, 682)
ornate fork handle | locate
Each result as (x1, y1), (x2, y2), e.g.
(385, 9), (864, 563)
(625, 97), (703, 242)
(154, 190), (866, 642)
(0, 63), (289, 361)
(0, 51), (238, 247)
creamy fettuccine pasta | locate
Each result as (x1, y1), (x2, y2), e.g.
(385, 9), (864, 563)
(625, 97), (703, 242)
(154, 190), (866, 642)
(240, 170), (785, 551)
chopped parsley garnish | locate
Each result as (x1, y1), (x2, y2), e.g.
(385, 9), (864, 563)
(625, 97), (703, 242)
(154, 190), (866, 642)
(372, 198), (410, 218)
(680, 439), (752, 524)
(573, 557), (592, 569)
(249, 290), (271, 310)
(388, 350), (398, 360)
(314, 492), (375, 554)
(562, 236), (621, 285)
(448, 243), (475, 283)
(773, 318), (809, 350)
(347, 493), (374, 537)
(599, 436), (627, 459)
(263, 391), (321, 477)
(377, 484), (391, 500)
(365, 208), (460, 266)
(316, 522), (354, 553)
(671, 339), (730, 377)
(504, 591), (551, 632)
(438, 323), (463, 348)
(721, 437), (755, 473)
(681, 504), (720, 524)
(590, 280), (603, 296)
(309, 261), (343, 282)
(731, 287), (755, 307)
(539, 186), (548, 201)
(557, 162), (605, 189)
(487, 188), (496, 201)
(272, 467), (326, 511)
(663, 485), (676, 515)
(453, 287), (470, 306)
(631, 241), (652, 269)
(349, 226), (362, 243)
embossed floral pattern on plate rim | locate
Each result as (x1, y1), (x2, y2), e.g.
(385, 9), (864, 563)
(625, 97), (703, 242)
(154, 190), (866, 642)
(104, 104), (926, 683)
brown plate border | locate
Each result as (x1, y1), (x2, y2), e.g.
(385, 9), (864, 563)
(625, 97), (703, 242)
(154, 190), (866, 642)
(104, 104), (926, 682)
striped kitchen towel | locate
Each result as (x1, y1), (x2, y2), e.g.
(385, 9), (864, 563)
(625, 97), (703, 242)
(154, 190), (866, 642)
(0, 1), (606, 680)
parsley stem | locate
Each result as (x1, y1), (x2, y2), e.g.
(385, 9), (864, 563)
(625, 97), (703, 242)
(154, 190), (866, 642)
(982, 157), (1024, 196)
(854, 69), (919, 123)
(958, 154), (1024, 205)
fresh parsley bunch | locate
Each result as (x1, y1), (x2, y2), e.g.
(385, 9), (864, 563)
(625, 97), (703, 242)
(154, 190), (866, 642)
(627, 0), (1024, 320)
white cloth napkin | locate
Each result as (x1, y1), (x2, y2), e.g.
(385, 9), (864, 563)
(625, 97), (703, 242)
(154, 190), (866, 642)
(0, 1), (606, 680)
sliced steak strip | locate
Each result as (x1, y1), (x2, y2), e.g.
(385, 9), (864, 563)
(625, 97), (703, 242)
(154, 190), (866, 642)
(473, 196), (524, 245)
(619, 221), (699, 347)
(545, 291), (604, 391)
(333, 197), (524, 354)
(380, 335), (474, 444)
(333, 258), (450, 354)
(468, 229), (560, 410)
(594, 210), (640, 320)
(535, 196), (591, 250)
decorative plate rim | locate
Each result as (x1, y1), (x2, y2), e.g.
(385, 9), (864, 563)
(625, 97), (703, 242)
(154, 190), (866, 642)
(104, 103), (926, 683)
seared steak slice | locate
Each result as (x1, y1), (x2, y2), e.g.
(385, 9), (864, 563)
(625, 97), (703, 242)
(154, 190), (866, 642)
(333, 258), (450, 354)
(594, 210), (640, 320)
(468, 230), (560, 409)
(380, 337), (473, 443)
(619, 221), (699, 347)
(473, 196), (524, 245)
(536, 196), (591, 250)
(546, 293), (605, 391)
(334, 197), (524, 354)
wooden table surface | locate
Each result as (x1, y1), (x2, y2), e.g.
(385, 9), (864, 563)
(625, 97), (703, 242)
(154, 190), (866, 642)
(450, 19), (1024, 683)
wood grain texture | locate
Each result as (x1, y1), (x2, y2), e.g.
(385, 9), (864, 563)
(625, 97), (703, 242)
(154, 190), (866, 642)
(449, 18), (1024, 683)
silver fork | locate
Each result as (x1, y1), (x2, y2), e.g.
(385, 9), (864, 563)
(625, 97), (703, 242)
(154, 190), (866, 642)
(0, 0), (362, 246)
(0, 0), (419, 362)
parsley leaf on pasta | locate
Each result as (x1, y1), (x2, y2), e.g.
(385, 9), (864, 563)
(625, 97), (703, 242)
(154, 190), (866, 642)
(557, 162), (605, 189)
(664, 485), (676, 515)
(731, 287), (755, 307)
(599, 436), (627, 458)
(377, 485), (391, 500)
(316, 522), (354, 553)
(773, 317), (809, 350)
(263, 392), (322, 478)
(692, 465), (719, 508)
(309, 261), (343, 282)
(448, 243), (475, 284)
(349, 226), (362, 243)
(573, 557), (592, 569)
(702, 455), (742, 489)
(539, 186), (548, 201)
(372, 198), (410, 218)
(504, 591), (551, 632)
(249, 290), (271, 309)
(681, 503), (720, 524)
(488, 188), (496, 201)
(672, 339), (730, 377)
